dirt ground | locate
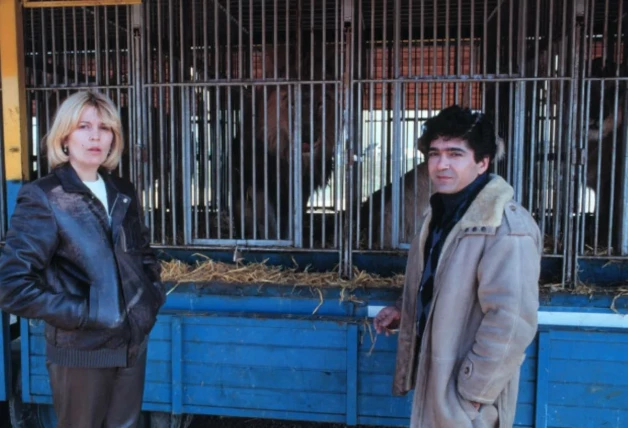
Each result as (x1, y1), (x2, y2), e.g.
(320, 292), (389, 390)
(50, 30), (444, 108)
(190, 416), (393, 428)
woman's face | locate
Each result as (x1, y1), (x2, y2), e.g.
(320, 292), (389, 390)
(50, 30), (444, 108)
(65, 106), (114, 180)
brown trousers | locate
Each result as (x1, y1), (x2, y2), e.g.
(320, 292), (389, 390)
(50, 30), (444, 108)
(46, 351), (147, 428)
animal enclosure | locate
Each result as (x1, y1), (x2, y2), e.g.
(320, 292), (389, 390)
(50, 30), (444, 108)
(16, 0), (628, 284)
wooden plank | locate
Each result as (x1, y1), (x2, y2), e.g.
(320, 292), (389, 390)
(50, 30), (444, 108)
(535, 332), (550, 428)
(550, 329), (628, 343)
(165, 294), (353, 318)
(547, 383), (627, 409)
(358, 373), (395, 395)
(346, 324), (358, 425)
(29, 375), (51, 395)
(181, 315), (350, 331)
(142, 383), (172, 404)
(181, 322), (347, 348)
(21, 318), (32, 402)
(520, 358), (537, 381)
(517, 380), (536, 405)
(357, 395), (412, 417)
(513, 403), (535, 427)
(548, 359), (628, 385)
(181, 364), (346, 393)
(183, 386), (346, 414)
(28, 334), (46, 355)
(546, 405), (628, 428)
(171, 317), (183, 414)
(176, 404), (346, 424)
(146, 340), (172, 360)
(145, 360), (171, 383)
(148, 320), (172, 341)
(358, 332), (399, 352)
(358, 416), (409, 427)
(29, 356), (47, 376)
(549, 340), (628, 362)
(358, 351), (398, 373)
(181, 343), (347, 371)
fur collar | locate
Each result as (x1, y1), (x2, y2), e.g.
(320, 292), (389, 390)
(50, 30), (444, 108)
(458, 174), (514, 230)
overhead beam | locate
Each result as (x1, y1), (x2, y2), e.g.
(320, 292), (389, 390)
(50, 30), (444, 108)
(22, 0), (140, 7)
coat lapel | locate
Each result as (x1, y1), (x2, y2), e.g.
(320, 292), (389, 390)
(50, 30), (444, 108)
(102, 174), (132, 245)
(54, 164), (111, 235)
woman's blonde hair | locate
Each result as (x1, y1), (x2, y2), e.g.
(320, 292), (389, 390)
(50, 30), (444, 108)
(46, 91), (124, 171)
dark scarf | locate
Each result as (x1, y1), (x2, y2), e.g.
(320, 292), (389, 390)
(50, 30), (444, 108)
(415, 172), (490, 339)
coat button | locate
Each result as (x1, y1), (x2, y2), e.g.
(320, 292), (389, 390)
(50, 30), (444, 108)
(510, 205), (516, 211)
(123, 198), (128, 203)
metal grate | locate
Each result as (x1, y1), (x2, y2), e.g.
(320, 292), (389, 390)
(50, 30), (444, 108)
(15, 0), (628, 285)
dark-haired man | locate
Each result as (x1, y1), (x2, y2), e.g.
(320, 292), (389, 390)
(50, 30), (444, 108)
(374, 105), (542, 427)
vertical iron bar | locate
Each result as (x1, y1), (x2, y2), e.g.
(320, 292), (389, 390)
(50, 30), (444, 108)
(390, 0), (401, 248)
(294, 0), (304, 247)
(322, 0), (329, 248)
(564, 1), (583, 286)
(214, 0), (222, 240)
(226, 0), (234, 240)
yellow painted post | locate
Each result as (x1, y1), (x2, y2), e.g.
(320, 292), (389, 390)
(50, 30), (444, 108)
(0, 0), (29, 217)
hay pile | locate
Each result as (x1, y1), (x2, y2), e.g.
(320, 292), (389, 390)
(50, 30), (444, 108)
(160, 257), (626, 300)
(160, 257), (405, 289)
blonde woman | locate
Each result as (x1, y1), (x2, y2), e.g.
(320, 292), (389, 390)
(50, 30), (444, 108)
(0, 91), (164, 427)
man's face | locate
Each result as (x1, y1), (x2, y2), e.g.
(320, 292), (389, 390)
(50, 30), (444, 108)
(427, 137), (489, 194)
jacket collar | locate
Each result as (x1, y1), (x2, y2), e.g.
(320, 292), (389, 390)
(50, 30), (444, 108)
(458, 174), (514, 230)
(53, 163), (131, 242)
(53, 162), (93, 194)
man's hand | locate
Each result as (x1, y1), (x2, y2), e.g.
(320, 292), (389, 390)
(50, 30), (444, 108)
(373, 306), (401, 335)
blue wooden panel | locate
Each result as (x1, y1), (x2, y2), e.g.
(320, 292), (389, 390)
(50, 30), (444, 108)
(548, 383), (626, 409)
(29, 375), (51, 395)
(182, 364), (347, 393)
(0, 313), (11, 402)
(142, 382), (173, 404)
(550, 329), (628, 343)
(546, 405), (628, 428)
(357, 395), (412, 417)
(346, 324), (358, 425)
(164, 292), (354, 318)
(145, 360), (171, 383)
(513, 403), (534, 427)
(358, 373), (396, 395)
(177, 404), (347, 424)
(357, 415), (409, 427)
(181, 342), (347, 370)
(548, 359), (628, 385)
(183, 385), (346, 414)
(147, 339), (172, 360)
(28, 334), (46, 355)
(29, 356), (48, 376)
(517, 380), (536, 406)
(180, 314), (352, 331)
(520, 357), (537, 381)
(358, 333), (399, 352)
(181, 320), (348, 349)
(171, 317), (183, 414)
(549, 337), (628, 362)
(148, 319), (173, 341)
(21, 318), (33, 403)
(358, 351), (397, 374)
